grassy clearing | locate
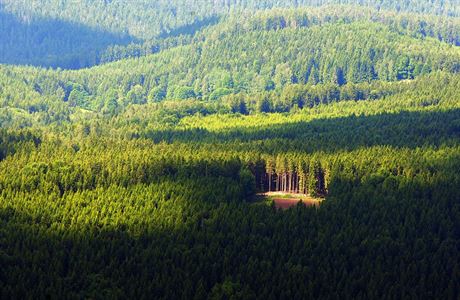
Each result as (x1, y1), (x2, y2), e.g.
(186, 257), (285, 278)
(253, 192), (324, 209)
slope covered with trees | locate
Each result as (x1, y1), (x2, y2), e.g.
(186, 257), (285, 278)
(1, 0), (460, 68)
(1, 88), (459, 298)
(1, 6), (460, 120)
(1, 3), (460, 299)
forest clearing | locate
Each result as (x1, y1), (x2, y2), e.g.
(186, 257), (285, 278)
(258, 192), (324, 209)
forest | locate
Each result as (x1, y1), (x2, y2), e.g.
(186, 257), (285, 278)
(1, 1), (460, 299)
(1, 0), (460, 68)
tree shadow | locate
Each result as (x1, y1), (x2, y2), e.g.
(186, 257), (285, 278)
(159, 16), (220, 38)
(0, 10), (138, 69)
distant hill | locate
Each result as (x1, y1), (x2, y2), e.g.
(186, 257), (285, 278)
(1, 0), (459, 68)
(1, 6), (459, 119)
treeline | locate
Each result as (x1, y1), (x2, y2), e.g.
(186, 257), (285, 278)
(223, 71), (460, 113)
(258, 155), (327, 197)
(223, 80), (403, 113)
(1, 68), (458, 133)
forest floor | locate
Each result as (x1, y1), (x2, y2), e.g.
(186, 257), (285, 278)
(256, 192), (324, 209)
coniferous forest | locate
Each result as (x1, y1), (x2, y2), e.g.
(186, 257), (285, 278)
(1, 1), (460, 299)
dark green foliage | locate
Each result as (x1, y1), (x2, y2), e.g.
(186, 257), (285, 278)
(0, 129), (41, 161)
(1, 76), (460, 297)
(1, 3), (460, 299)
(0, 10), (135, 69)
(148, 86), (167, 103)
(256, 94), (272, 113)
(173, 86), (196, 100)
(1, 118), (459, 298)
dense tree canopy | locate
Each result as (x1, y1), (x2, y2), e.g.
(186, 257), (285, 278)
(1, 2), (460, 68)
(1, 3), (460, 299)
(1, 7), (459, 117)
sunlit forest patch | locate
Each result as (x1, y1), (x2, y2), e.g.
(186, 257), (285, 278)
(257, 192), (323, 209)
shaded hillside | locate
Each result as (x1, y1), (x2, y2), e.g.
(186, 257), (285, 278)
(0, 10), (135, 69)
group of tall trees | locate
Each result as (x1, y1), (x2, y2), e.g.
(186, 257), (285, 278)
(260, 155), (326, 196)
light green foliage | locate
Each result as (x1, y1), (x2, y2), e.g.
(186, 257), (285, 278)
(2, 7), (459, 114)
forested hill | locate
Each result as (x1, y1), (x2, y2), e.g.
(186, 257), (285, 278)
(3, 0), (460, 40)
(1, 0), (460, 68)
(1, 6), (459, 126)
